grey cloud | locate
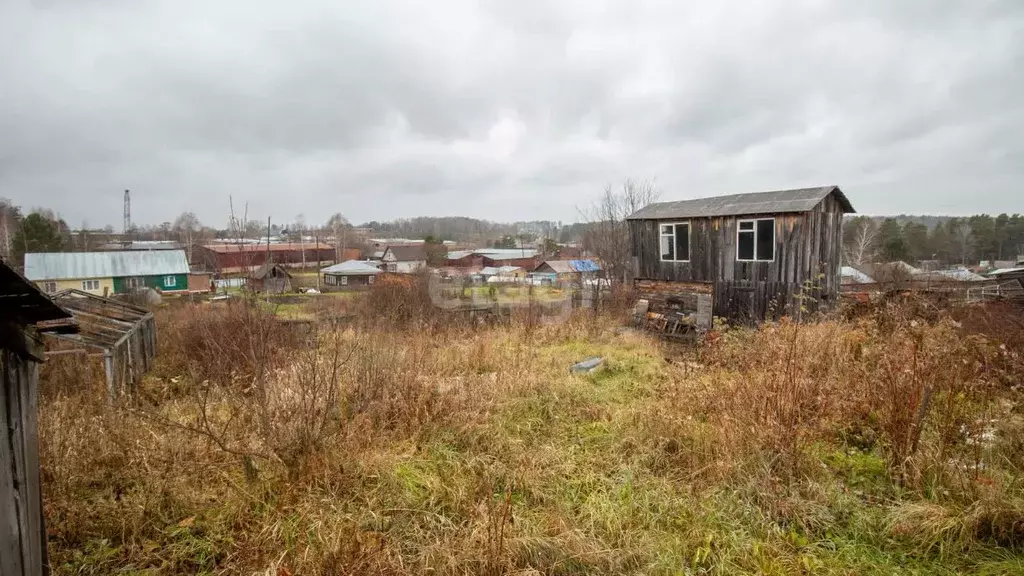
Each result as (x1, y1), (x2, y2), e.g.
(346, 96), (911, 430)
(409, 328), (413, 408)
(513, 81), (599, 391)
(1, 0), (1022, 228)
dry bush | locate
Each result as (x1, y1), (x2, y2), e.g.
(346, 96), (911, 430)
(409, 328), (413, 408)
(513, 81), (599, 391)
(39, 346), (106, 399)
(154, 300), (301, 389)
(690, 304), (1012, 497)
(356, 273), (437, 327)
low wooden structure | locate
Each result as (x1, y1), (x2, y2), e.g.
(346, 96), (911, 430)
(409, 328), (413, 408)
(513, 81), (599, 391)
(1, 260), (75, 576)
(47, 290), (156, 400)
(628, 186), (854, 324)
(250, 262), (293, 294)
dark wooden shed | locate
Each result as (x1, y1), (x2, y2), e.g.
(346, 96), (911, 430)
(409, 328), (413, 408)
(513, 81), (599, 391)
(628, 186), (855, 323)
(250, 262), (294, 294)
(1, 260), (75, 576)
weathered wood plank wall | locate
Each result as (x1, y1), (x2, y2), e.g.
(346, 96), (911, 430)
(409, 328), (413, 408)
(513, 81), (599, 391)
(1, 329), (48, 576)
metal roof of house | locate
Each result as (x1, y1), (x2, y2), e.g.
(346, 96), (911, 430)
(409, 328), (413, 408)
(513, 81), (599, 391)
(97, 240), (183, 251)
(384, 245), (427, 261)
(447, 248), (540, 261)
(24, 250), (190, 281)
(569, 259), (601, 272)
(201, 242), (332, 254)
(536, 259), (601, 274)
(840, 266), (875, 284)
(626, 186), (854, 220)
(929, 269), (987, 282)
(320, 260), (382, 275)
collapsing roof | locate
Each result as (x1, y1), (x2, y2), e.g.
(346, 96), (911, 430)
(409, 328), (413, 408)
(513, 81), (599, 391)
(24, 250), (190, 281)
(47, 290), (156, 398)
(626, 186), (855, 220)
(250, 262), (293, 280)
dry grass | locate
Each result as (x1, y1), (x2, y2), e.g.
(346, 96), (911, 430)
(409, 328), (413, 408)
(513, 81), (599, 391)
(36, 297), (1024, 574)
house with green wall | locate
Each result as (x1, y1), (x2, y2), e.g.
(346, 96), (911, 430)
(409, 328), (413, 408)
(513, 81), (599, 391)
(25, 250), (191, 296)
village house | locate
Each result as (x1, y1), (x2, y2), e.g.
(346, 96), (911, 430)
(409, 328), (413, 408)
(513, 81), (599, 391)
(24, 250), (192, 296)
(628, 186), (854, 323)
(447, 248), (539, 270)
(533, 259), (601, 284)
(321, 260), (381, 288)
(381, 245), (427, 273)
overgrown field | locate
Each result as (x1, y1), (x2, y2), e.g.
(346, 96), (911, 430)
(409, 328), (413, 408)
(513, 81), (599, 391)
(38, 290), (1024, 575)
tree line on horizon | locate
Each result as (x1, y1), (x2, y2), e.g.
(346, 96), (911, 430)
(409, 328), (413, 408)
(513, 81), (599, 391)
(843, 213), (1024, 269)
(6, 196), (1022, 275)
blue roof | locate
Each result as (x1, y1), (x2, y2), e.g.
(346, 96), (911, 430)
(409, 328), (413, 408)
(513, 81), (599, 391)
(569, 259), (600, 272)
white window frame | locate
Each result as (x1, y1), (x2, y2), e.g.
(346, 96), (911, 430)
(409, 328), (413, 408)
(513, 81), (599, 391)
(164, 275), (176, 287)
(82, 280), (99, 291)
(736, 217), (776, 262)
(659, 221), (691, 263)
(368, 275), (375, 285)
(125, 277), (143, 289)
(340, 275), (348, 286)
(43, 281), (57, 293)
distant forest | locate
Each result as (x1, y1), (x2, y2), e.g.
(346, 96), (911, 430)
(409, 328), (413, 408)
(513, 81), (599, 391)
(359, 217), (589, 244)
(842, 213), (1024, 268)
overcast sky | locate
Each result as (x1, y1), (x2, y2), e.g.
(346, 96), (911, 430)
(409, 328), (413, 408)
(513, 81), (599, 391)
(1, 0), (1021, 229)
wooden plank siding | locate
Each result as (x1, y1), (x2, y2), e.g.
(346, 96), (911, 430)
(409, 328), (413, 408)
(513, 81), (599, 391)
(629, 191), (846, 323)
(1, 329), (48, 576)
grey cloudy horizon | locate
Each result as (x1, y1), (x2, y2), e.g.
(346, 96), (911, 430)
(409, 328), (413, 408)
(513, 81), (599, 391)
(1, 0), (1022, 229)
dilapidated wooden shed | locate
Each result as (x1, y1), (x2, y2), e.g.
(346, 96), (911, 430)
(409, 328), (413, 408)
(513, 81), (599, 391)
(47, 290), (156, 400)
(628, 186), (855, 323)
(1, 260), (75, 576)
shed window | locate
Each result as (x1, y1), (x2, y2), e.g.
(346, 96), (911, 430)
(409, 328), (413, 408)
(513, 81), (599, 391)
(163, 275), (177, 287)
(43, 281), (57, 293)
(125, 277), (143, 289)
(325, 274), (336, 285)
(82, 280), (100, 291)
(737, 218), (775, 262)
(340, 276), (348, 286)
(659, 222), (690, 262)
(368, 275), (374, 285)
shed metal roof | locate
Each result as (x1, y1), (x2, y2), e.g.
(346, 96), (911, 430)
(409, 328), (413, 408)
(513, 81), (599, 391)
(320, 260), (382, 275)
(0, 259), (74, 326)
(626, 186), (854, 220)
(24, 250), (190, 281)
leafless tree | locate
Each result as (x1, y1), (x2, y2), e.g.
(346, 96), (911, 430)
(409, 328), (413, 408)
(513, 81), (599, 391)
(844, 218), (878, 268)
(173, 211), (202, 262)
(325, 212), (350, 262)
(0, 198), (21, 263)
(580, 178), (660, 285)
